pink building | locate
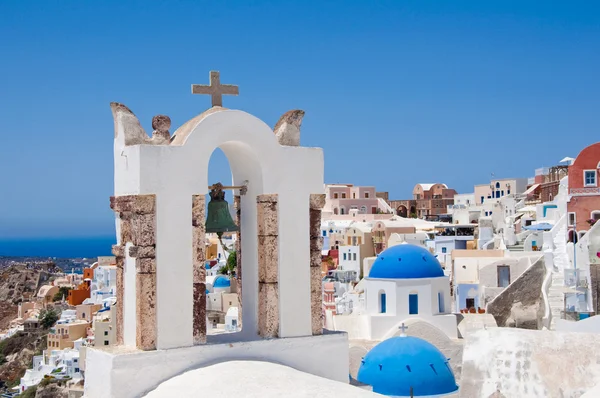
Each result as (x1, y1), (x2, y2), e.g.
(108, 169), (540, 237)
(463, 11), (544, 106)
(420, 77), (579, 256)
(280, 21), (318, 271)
(325, 184), (380, 215)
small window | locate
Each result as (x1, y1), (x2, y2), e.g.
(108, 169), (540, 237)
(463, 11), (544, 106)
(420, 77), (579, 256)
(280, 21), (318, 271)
(343, 253), (347, 261)
(498, 265), (511, 288)
(229, 301), (232, 305)
(365, 192), (370, 198)
(75, 368), (79, 373)
(568, 212), (576, 227)
(352, 193), (356, 199)
(584, 170), (597, 187)
(496, 182), (500, 188)
(507, 190), (511, 195)
(353, 253), (357, 261)
(501, 190), (504, 196)
(480, 196), (484, 203)
(104, 331), (108, 336)
(341, 193), (347, 199)
(442, 247), (447, 254)
(409, 293), (419, 314)
(322, 230), (326, 237)
(333, 193), (339, 199)
(104, 341), (109, 346)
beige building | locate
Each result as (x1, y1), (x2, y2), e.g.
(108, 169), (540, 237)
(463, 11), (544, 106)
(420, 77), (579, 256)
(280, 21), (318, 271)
(94, 315), (116, 348)
(37, 285), (59, 305)
(372, 220), (416, 254)
(76, 304), (102, 322)
(48, 321), (90, 350)
(341, 222), (375, 263)
(474, 178), (529, 205)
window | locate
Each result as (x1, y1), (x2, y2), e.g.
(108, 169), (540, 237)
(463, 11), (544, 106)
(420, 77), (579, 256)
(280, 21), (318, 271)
(496, 182), (500, 188)
(466, 298), (475, 309)
(333, 193), (339, 199)
(480, 196), (484, 204)
(585, 170), (597, 187)
(501, 190), (504, 196)
(442, 247), (447, 254)
(592, 211), (600, 221)
(409, 293), (418, 314)
(340, 207), (345, 215)
(371, 207), (377, 214)
(365, 192), (370, 198)
(353, 193), (356, 199)
(438, 292), (444, 313)
(507, 190), (511, 195)
(497, 265), (511, 288)
(343, 253), (347, 261)
(353, 253), (357, 261)
(568, 212), (576, 227)
(75, 368), (79, 373)
(322, 230), (326, 237)
(379, 290), (386, 313)
(104, 341), (109, 346)
(74, 359), (78, 363)
(358, 237), (362, 245)
(360, 205), (367, 214)
(104, 331), (108, 336)
(341, 193), (347, 199)
(495, 191), (500, 198)
(82, 312), (85, 318)
(333, 208), (338, 215)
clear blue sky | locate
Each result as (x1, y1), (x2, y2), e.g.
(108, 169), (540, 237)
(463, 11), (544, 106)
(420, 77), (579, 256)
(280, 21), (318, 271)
(1, 1), (599, 238)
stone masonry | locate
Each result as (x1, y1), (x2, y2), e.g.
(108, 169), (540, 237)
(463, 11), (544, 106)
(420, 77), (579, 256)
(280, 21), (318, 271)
(310, 194), (326, 335)
(257, 194), (279, 338)
(110, 194), (157, 350)
(234, 195), (242, 328)
(192, 195), (207, 344)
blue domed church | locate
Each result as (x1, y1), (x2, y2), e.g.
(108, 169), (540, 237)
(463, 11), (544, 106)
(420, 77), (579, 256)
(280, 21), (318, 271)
(357, 334), (459, 396)
(363, 244), (457, 340)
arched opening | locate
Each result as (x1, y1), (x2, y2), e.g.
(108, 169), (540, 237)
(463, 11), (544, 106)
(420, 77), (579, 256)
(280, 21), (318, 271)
(207, 149), (241, 335)
(340, 206), (346, 215)
(568, 229), (578, 243)
(397, 205), (408, 218)
(409, 292), (418, 314)
(378, 289), (387, 313)
(360, 205), (367, 214)
(409, 206), (416, 218)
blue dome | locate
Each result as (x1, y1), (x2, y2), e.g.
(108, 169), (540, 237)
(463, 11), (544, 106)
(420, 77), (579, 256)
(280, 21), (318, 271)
(357, 336), (458, 396)
(213, 276), (231, 288)
(369, 244), (444, 279)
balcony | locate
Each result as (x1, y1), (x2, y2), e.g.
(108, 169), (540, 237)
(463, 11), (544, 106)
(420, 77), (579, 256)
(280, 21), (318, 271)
(570, 187), (600, 196)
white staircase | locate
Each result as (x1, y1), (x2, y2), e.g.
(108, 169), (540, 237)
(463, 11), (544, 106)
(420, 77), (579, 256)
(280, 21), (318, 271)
(547, 216), (570, 329)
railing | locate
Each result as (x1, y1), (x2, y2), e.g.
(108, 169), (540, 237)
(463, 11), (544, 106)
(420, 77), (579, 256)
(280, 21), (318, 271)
(570, 187), (600, 196)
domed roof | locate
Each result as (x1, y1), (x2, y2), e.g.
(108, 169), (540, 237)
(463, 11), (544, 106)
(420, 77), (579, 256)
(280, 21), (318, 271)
(357, 336), (458, 396)
(369, 244), (444, 279)
(213, 276), (231, 288)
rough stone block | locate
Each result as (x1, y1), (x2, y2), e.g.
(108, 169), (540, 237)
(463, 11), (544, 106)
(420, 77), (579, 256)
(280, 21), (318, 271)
(258, 235), (278, 283)
(310, 249), (322, 268)
(116, 267), (124, 345)
(258, 282), (279, 338)
(310, 267), (323, 294)
(311, 288), (323, 335)
(192, 195), (206, 227)
(131, 214), (156, 247)
(309, 209), (322, 239)
(309, 194), (326, 209)
(111, 195), (155, 214)
(112, 244), (125, 258)
(128, 245), (155, 259)
(256, 194), (278, 204)
(257, 201), (278, 236)
(193, 263), (206, 284)
(120, 219), (133, 244)
(193, 282), (207, 345)
(310, 237), (323, 252)
(136, 258), (156, 274)
(192, 226), (206, 266)
(136, 273), (156, 350)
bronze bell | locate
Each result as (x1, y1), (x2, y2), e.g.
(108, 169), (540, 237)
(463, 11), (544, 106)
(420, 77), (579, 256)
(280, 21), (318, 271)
(205, 183), (238, 236)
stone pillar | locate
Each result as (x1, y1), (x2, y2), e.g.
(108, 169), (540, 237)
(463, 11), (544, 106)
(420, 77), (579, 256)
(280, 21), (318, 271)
(111, 245), (125, 345)
(310, 194), (326, 335)
(110, 195), (157, 350)
(257, 194), (279, 338)
(234, 195), (242, 328)
(192, 195), (207, 344)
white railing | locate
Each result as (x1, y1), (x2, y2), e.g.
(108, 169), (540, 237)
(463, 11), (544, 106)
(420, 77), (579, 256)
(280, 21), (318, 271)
(570, 187), (600, 196)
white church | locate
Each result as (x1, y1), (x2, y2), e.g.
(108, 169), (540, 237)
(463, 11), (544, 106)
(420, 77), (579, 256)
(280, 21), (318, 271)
(329, 243), (458, 340)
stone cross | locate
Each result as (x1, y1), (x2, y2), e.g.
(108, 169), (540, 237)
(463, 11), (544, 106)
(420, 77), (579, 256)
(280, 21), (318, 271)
(399, 323), (408, 335)
(191, 71), (239, 107)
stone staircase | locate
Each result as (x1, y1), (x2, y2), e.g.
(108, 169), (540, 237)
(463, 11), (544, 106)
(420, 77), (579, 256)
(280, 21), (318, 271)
(548, 216), (570, 330)
(507, 244), (524, 252)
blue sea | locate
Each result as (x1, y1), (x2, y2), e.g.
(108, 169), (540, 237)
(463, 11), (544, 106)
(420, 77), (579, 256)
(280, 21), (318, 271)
(0, 236), (116, 258)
